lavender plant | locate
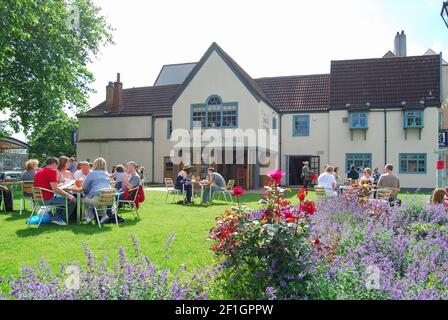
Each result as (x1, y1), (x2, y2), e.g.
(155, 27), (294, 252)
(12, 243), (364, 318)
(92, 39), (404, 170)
(6, 234), (210, 300)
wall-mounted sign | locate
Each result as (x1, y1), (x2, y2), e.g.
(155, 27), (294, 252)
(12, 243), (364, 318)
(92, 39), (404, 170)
(439, 131), (448, 148)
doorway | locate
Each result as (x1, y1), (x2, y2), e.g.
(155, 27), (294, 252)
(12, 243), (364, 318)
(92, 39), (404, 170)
(288, 156), (320, 186)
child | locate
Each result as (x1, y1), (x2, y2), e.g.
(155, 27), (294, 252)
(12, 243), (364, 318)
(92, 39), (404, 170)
(113, 165), (125, 190)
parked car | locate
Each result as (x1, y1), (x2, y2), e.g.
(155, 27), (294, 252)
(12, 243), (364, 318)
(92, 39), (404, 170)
(0, 171), (24, 182)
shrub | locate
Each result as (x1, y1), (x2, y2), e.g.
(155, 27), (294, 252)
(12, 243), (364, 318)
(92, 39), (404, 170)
(209, 176), (317, 300)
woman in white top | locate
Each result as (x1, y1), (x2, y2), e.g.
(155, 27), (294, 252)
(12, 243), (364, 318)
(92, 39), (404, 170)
(317, 166), (337, 197)
(359, 168), (374, 186)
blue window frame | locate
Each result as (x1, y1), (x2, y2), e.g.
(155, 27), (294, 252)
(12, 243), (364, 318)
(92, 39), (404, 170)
(292, 115), (310, 136)
(350, 112), (368, 129)
(166, 119), (172, 139)
(399, 153), (426, 174)
(345, 153), (372, 173)
(272, 117), (277, 130)
(191, 96), (238, 129)
(404, 111), (424, 128)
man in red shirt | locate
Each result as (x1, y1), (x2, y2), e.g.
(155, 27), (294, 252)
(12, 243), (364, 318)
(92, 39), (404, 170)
(34, 157), (76, 226)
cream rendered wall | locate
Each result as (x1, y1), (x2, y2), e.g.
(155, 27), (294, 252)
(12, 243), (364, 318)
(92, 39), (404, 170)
(77, 141), (153, 180)
(78, 116), (152, 140)
(172, 50), (275, 134)
(153, 117), (173, 183)
(280, 113), (330, 176)
(441, 65), (448, 130)
(328, 108), (439, 189)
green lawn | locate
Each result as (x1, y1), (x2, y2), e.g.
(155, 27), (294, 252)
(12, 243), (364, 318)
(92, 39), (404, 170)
(0, 189), (431, 280)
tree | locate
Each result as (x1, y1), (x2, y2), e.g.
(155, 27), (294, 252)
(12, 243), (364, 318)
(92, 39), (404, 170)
(0, 0), (113, 134)
(28, 115), (78, 163)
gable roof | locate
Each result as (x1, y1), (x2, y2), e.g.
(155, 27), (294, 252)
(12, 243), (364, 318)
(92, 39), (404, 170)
(79, 84), (179, 118)
(171, 42), (276, 111)
(154, 62), (197, 86)
(255, 74), (331, 113)
(330, 54), (441, 110)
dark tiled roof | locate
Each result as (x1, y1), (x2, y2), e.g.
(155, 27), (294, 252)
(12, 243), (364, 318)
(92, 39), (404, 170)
(330, 55), (441, 109)
(79, 84), (179, 117)
(255, 74), (331, 112)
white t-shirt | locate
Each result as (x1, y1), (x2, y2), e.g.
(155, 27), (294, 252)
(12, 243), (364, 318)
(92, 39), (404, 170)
(74, 170), (91, 180)
(317, 172), (336, 191)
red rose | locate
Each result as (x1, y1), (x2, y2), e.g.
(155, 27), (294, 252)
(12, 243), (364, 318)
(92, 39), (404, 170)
(267, 169), (285, 185)
(231, 186), (245, 197)
(300, 201), (317, 216)
(297, 188), (308, 202)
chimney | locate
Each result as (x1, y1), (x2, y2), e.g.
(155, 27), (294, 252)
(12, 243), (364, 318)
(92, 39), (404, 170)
(106, 81), (114, 109)
(111, 73), (123, 113)
(394, 30), (407, 57)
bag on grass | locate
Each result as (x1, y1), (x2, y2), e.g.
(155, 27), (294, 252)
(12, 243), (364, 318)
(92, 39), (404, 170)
(25, 207), (52, 225)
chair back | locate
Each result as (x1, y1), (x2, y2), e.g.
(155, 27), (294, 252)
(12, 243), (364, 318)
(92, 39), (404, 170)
(226, 180), (235, 191)
(32, 187), (46, 206)
(377, 189), (393, 201)
(343, 187), (359, 197)
(22, 181), (34, 196)
(314, 186), (327, 198)
(382, 187), (399, 199)
(97, 188), (116, 207)
(342, 178), (352, 186)
(165, 178), (175, 189)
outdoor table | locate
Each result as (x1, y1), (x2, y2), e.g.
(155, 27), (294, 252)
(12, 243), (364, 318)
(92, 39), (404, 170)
(192, 181), (212, 205)
(64, 186), (83, 224)
(1, 181), (23, 195)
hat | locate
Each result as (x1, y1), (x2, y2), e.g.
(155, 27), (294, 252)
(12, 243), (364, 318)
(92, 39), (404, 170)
(183, 164), (192, 170)
(303, 161), (309, 165)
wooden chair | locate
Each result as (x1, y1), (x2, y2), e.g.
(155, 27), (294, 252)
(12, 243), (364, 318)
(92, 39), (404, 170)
(0, 185), (6, 213)
(85, 188), (117, 228)
(118, 186), (141, 220)
(28, 187), (69, 228)
(20, 181), (34, 216)
(164, 178), (183, 203)
(214, 180), (235, 203)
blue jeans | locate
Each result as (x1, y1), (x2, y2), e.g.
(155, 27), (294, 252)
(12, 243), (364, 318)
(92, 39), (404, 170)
(202, 185), (223, 203)
(44, 195), (76, 222)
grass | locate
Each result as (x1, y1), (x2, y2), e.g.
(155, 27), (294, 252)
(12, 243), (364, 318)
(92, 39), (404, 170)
(0, 188), (431, 280)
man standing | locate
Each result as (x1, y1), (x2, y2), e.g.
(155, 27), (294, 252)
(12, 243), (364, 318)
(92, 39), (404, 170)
(202, 167), (226, 203)
(301, 161), (312, 189)
(372, 167), (381, 184)
(33, 157), (76, 226)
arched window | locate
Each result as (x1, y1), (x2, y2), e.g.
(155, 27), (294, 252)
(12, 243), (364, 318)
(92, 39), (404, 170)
(191, 95), (238, 129)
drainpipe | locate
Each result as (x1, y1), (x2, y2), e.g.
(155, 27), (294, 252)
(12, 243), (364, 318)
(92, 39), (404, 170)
(384, 108), (388, 166)
(279, 114), (283, 171)
(151, 116), (155, 184)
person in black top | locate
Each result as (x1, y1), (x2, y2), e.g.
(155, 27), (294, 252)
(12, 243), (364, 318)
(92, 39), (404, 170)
(347, 165), (360, 181)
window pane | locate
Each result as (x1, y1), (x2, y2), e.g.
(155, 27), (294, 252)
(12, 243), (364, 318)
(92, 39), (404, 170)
(294, 116), (309, 136)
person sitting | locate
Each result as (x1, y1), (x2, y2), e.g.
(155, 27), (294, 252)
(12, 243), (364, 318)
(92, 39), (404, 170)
(139, 167), (145, 180)
(81, 158), (122, 224)
(21, 159), (39, 182)
(74, 161), (91, 180)
(175, 164), (193, 204)
(372, 167), (381, 185)
(112, 164), (125, 190)
(0, 185), (13, 212)
(202, 167), (226, 203)
(120, 161), (141, 191)
(431, 188), (447, 206)
(317, 166), (337, 197)
(57, 156), (74, 184)
(359, 168), (374, 185)
(347, 165), (360, 181)
(33, 157), (76, 226)
(69, 157), (78, 173)
(377, 164), (401, 206)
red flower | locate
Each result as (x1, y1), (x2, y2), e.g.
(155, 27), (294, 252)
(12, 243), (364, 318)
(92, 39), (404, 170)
(231, 186), (245, 197)
(297, 188), (308, 202)
(313, 238), (321, 246)
(300, 200), (317, 216)
(267, 169), (285, 185)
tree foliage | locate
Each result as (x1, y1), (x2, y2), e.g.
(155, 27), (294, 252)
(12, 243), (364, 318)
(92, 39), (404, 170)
(28, 115), (78, 162)
(0, 0), (113, 133)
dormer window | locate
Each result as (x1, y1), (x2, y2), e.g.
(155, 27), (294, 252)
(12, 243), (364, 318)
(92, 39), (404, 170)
(404, 111), (424, 129)
(349, 112), (368, 129)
